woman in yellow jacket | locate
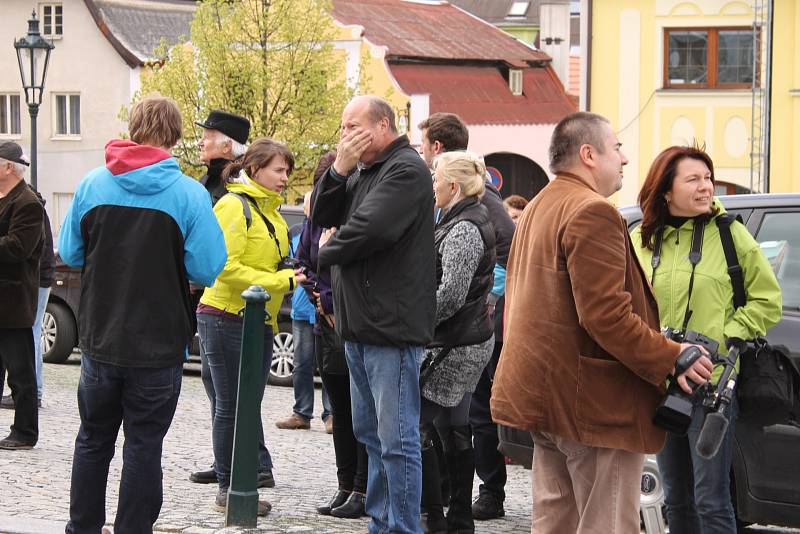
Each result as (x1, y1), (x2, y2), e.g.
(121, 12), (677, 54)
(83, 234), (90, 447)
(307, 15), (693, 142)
(197, 138), (297, 515)
(632, 145), (782, 534)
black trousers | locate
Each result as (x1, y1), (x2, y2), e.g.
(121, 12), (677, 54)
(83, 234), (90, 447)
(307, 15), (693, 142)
(320, 370), (368, 493)
(469, 341), (506, 501)
(0, 328), (38, 443)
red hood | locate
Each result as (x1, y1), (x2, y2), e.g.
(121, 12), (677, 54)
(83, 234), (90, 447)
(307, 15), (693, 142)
(105, 139), (172, 176)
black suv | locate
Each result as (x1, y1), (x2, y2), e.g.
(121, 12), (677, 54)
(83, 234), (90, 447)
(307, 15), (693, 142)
(41, 204), (305, 387)
(497, 193), (800, 532)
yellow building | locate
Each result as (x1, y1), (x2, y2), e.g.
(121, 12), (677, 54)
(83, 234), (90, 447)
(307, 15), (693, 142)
(587, 0), (800, 206)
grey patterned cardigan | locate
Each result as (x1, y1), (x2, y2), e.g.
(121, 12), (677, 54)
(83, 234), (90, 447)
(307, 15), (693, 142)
(421, 220), (494, 407)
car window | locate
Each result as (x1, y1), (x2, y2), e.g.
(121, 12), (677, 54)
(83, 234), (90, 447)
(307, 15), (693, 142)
(754, 212), (800, 310)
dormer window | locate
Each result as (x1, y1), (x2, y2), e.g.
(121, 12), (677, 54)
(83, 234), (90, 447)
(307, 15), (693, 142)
(509, 69), (523, 95)
(508, 1), (529, 18)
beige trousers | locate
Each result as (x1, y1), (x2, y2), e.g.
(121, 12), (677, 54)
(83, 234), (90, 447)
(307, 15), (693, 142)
(530, 432), (644, 534)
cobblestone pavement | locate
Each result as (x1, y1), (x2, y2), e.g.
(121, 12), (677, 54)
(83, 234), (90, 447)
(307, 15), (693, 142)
(0, 356), (531, 533)
(1, 357), (797, 534)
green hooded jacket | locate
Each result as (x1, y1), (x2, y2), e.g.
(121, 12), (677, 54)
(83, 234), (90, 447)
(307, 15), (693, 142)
(631, 199), (782, 381)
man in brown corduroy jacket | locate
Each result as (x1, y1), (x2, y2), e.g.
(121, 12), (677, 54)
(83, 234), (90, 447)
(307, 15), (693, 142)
(491, 113), (713, 533)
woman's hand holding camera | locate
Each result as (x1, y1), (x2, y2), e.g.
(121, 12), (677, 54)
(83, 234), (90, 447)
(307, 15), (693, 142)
(675, 342), (714, 394)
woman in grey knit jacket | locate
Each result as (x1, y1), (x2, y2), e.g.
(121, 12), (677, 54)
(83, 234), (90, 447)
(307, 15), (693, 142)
(421, 151), (496, 534)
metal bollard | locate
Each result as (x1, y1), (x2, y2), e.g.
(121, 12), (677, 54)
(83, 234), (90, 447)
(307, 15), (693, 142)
(225, 285), (270, 527)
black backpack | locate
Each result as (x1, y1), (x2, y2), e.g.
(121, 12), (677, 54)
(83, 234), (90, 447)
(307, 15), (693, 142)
(716, 214), (798, 425)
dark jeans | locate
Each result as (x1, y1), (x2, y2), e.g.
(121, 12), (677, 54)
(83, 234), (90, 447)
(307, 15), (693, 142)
(0, 328), (38, 443)
(320, 369), (368, 493)
(197, 313), (273, 489)
(292, 319), (330, 420)
(66, 355), (182, 534)
(657, 397), (739, 534)
(469, 341), (506, 501)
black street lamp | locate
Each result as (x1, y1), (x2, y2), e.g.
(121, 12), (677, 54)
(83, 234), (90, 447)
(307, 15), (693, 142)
(14, 10), (54, 191)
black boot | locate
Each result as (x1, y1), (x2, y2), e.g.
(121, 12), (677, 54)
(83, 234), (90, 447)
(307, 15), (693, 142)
(445, 426), (476, 534)
(331, 491), (366, 518)
(317, 489), (350, 515)
(421, 425), (448, 534)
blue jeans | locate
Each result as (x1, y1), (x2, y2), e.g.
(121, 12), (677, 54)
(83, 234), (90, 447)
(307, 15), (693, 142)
(197, 313), (273, 489)
(32, 287), (50, 399)
(66, 355), (182, 534)
(291, 319), (330, 420)
(346, 341), (423, 534)
(657, 397), (738, 534)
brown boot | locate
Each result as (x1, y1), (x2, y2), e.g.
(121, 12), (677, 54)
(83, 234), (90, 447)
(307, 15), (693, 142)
(275, 413), (311, 430)
(324, 415), (334, 434)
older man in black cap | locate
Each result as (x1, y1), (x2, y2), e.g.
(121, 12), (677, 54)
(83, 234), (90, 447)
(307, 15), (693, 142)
(195, 110), (250, 205)
(0, 141), (43, 450)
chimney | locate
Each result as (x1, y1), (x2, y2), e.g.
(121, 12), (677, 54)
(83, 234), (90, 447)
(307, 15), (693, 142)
(539, 2), (571, 88)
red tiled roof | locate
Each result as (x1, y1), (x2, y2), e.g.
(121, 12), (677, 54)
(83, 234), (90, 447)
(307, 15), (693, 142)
(389, 63), (576, 125)
(332, 0), (550, 66)
(568, 54), (580, 96)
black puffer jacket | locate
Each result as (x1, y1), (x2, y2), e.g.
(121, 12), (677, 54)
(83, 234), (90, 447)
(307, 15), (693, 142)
(311, 136), (436, 347)
(30, 188), (55, 288)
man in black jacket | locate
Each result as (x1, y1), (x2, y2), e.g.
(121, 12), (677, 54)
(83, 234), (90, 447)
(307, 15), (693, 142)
(0, 141), (43, 450)
(418, 113), (515, 519)
(311, 95), (435, 534)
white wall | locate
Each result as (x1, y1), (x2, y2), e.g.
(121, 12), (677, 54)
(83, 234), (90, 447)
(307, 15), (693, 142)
(1, 0), (133, 232)
(467, 123), (555, 178)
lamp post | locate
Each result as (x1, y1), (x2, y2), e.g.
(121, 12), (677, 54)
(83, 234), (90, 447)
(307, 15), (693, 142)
(14, 10), (54, 191)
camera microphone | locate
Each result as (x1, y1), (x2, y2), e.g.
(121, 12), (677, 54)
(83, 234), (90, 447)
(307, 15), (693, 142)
(696, 411), (729, 460)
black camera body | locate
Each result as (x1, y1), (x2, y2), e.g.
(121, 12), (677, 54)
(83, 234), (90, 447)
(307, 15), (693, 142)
(653, 328), (720, 434)
(276, 256), (300, 271)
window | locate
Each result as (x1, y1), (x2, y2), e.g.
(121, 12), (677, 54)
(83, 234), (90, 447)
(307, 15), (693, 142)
(41, 4), (63, 38)
(755, 212), (800, 310)
(54, 94), (80, 136)
(664, 27), (757, 89)
(508, 2), (529, 17)
(0, 94), (22, 136)
(509, 69), (523, 96)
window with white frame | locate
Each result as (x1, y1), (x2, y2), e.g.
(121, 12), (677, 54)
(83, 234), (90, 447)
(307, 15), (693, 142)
(0, 94), (22, 136)
(509, 69), (523, 96)
(53, 94), (80, 136)
(41, 4), (63, 38)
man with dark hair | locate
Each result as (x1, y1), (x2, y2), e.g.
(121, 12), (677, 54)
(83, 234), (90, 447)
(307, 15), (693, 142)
(418, 111), (515, 521)
(0, 141), (42, 451)
(60, 96), (227, 534)
(491, 112), (713, 532)
(312, 95), (435, 534)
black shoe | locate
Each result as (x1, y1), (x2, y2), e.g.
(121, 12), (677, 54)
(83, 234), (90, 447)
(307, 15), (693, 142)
(0, 395), (13, 410)
(317, 489), (350, 515)
(214, 488), (271, 516)
(258, 470), (275, 488)
(331, 492), (366, 518)
(189, 467), (218, 484)
(471, 493), (505, 520)
(0, 435), (36, 450)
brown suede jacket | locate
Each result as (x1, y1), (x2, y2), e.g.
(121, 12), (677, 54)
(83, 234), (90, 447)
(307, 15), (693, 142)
(491, 172), (680, 454)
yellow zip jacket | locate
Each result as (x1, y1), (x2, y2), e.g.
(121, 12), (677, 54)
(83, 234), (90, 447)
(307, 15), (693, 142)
(200, 174), (294, 332)
(631, 199), (782, 381)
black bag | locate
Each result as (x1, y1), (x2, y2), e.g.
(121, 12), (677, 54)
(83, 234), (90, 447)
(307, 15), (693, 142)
(736, 338), (796, 424)
(717, 215), (797, 424)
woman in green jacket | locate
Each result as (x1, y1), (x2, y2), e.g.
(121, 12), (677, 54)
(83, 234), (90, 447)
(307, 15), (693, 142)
(632, 145), (782, 533)
(197, 138), (298, 515)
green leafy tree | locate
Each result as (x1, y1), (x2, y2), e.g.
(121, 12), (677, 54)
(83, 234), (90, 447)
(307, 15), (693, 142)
(138, 0), (353, 201)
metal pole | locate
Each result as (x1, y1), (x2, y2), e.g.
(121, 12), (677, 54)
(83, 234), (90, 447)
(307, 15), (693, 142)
(225, 285), (270, 527)
(29, 103), (39, 191)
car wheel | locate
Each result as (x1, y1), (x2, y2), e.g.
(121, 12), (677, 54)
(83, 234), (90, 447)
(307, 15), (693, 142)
(640, 455), (667, 534)
(269, 330), (294, 387)
(42, 301), (77, 364)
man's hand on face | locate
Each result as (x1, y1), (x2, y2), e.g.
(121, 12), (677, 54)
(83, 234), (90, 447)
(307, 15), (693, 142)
(333, 128), (372, 176)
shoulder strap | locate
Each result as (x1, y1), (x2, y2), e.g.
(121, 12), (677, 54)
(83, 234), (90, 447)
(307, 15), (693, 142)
(237, 192), (284, 258)
(716, 214), (747, 309)
(228, 193), (252, 229)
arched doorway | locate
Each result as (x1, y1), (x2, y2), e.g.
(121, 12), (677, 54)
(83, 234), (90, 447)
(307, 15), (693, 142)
(483, 152), (549, 201)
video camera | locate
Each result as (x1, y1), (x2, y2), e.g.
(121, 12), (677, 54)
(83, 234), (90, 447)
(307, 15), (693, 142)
(653, 328), (741, 458)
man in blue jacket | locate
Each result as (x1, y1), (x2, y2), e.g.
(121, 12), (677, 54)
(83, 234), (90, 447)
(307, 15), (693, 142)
(59, 96), (226, 534)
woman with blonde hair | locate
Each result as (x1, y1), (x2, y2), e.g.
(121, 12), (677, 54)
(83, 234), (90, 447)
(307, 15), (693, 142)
(421, 151), (496, 533)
